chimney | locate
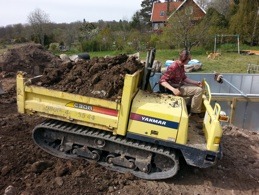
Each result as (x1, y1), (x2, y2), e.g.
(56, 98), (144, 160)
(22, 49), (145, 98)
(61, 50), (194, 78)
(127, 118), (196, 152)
(167, 0), (170, 15)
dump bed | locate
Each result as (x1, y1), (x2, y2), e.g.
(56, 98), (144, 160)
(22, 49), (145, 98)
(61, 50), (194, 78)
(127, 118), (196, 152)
(17, 70), (142, 136)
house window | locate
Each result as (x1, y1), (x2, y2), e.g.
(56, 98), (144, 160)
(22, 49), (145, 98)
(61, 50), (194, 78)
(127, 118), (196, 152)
(160, 11), (165, 16)
(185, 6), (193, 15)
(159, 23), (165, 28)
(153, 23), (159, 30)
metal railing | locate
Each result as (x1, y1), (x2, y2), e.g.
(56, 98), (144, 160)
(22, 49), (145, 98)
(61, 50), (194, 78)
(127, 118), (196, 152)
(247, 63), (259, 74)
(150, 73), (259, 131)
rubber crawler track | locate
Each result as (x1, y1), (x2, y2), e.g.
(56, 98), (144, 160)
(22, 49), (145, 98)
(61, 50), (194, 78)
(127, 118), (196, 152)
(33, 119), (180, 180)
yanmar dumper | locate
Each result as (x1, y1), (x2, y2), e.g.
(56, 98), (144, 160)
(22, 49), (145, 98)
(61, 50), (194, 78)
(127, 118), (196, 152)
(17, 50), (224, 180)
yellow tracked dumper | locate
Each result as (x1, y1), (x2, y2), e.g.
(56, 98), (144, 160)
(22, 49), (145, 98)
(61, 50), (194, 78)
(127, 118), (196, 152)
(17, 49), (224, 180)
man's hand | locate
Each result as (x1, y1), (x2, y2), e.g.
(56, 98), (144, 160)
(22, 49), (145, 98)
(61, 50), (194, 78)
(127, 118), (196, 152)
(172, 88), (181, 96)
(184, 78), (203, 87)
(197, 81), (203, 87)
(160, 81), (181, 95)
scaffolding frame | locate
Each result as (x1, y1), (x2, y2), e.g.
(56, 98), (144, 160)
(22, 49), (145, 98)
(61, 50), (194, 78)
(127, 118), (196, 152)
(214, 34), (240, 54)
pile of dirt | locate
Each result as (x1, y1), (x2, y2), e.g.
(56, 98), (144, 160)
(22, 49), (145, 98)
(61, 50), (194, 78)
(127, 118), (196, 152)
(0, 43), (62, 77)
(37, 54), (143, 100)
(0, 43), (144, 100)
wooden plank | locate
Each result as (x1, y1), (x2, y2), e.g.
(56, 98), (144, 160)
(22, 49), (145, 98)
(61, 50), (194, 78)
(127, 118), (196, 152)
(241, 50), (259, 55)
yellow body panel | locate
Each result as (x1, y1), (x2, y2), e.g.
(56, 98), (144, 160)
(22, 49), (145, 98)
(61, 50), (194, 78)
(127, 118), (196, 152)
(17, 70), (142, 135)
(203, 101), (223, 151)
(116, 69), (142, 135)
(128, 90), (189, 144)
(202, 82), (223, 151)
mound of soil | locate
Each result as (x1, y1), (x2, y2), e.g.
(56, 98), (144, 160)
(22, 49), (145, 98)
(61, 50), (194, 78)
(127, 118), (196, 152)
(0, 43), (144, 100)
(37, 54), (143, 100)
(0, 43), (61, 76)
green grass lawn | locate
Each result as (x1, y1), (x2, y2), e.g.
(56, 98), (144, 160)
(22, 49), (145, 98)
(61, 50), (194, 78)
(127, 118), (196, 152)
(141, 49), (259, 74)
(1, 44), (259, 74)
(90, 49), (259, 73)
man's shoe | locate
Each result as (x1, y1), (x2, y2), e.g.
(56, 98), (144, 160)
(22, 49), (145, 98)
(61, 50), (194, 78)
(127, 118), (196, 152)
(189, 113), (204, 123)
(195, 124), (204, 135)
(198, 112), (205, 118)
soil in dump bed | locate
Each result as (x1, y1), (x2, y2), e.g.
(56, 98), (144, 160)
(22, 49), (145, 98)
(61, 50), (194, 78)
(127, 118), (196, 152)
(38, 54), (144, 101)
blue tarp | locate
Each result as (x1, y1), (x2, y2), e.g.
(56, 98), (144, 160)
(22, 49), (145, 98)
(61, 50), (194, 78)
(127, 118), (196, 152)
(165, 59), (201, 67)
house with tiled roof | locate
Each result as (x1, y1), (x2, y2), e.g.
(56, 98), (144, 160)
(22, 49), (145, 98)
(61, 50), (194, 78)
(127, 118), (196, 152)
(151, 0), (206, 30)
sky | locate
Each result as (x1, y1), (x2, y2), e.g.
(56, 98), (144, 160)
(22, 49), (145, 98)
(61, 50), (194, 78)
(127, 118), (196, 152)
(0, 0), (143, 27)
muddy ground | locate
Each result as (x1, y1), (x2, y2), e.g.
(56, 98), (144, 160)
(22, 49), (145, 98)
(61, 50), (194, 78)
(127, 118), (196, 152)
(0, 44), (258, 195)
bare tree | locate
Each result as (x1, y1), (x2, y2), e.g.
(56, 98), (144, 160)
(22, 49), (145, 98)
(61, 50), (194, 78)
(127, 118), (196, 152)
(161, 9), (210, 51)
(208, 0), (231, 16)
(27, 8), (50, 45)
(195, 0), (209, 10)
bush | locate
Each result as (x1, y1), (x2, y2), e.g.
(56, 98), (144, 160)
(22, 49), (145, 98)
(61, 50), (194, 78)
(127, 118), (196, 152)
(80, 39), (104, 52)
(49, 43), (59, 51)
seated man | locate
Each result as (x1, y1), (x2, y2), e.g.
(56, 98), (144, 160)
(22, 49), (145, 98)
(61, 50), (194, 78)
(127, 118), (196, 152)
(159, 49), (203, 122)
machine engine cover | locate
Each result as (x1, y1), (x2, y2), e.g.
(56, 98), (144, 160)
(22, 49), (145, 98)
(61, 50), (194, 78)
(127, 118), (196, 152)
(127, 90), (189, 144)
